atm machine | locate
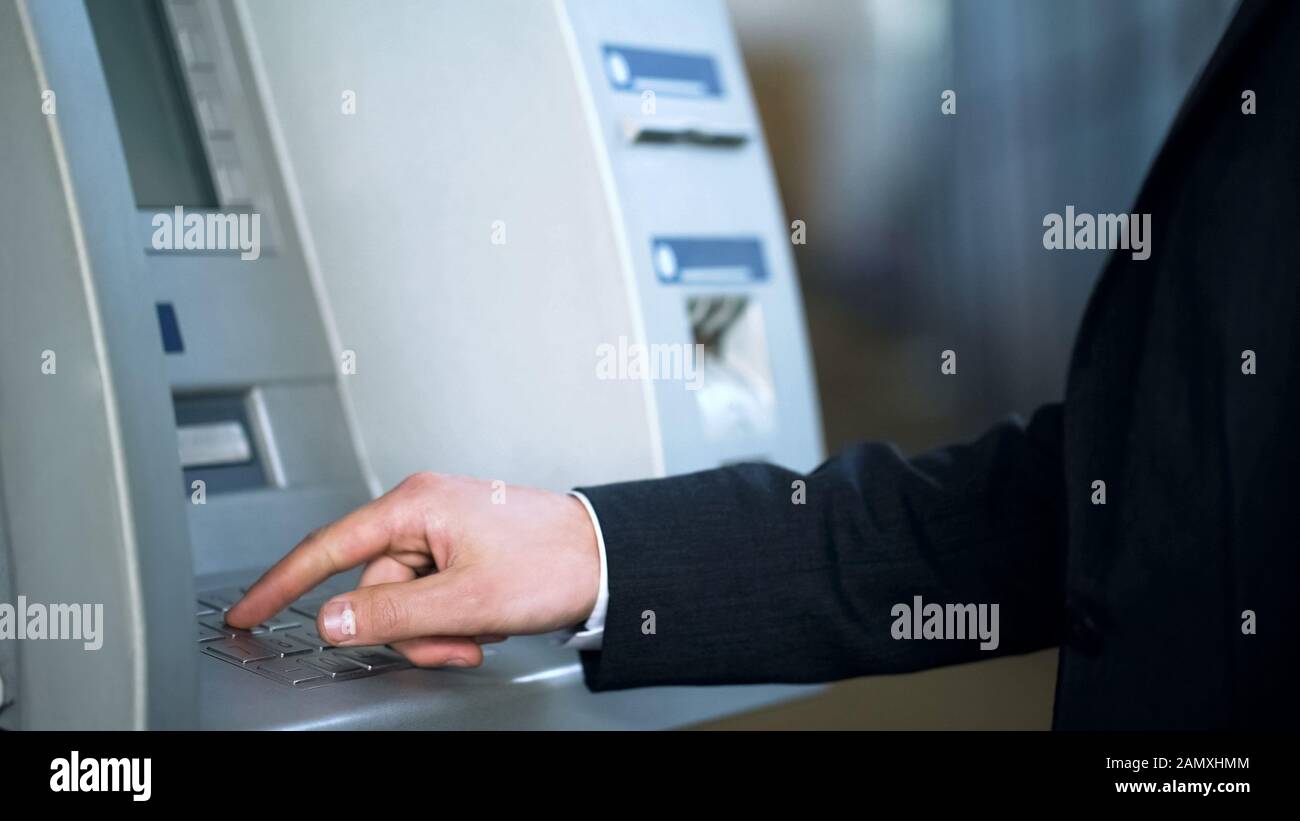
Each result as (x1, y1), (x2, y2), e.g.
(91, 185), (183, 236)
(0, 0), (824, 729)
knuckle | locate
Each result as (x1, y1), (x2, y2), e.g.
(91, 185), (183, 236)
(367, 592), (405, 635)
(399, 471), (441, 494)
(297, 526), (324, 547)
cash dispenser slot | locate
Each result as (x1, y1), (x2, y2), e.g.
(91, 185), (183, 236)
(620, 117), (750, 147)
(173, 392), (268, 494)
(687, 295), (777, 441)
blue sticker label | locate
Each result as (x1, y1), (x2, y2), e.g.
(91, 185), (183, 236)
(156, 302), (184, 354)
(650, 237), (768, 285)
(603, 44), (723, 98)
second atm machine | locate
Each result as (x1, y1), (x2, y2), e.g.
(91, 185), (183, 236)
(0, 0), (823, 728)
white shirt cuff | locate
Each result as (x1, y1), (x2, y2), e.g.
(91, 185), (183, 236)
(561, 491), (607, 650)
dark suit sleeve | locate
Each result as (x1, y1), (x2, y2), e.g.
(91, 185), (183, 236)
(574, 403), (1067, 690)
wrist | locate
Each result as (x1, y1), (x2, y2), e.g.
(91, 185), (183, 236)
(566, 491), (608, 640)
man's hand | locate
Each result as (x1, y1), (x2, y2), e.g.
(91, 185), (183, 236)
(226, 472), (601, 668)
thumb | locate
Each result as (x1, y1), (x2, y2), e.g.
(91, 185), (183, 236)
(318, 569), (489, 646)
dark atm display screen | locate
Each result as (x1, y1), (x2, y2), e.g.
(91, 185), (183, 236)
(85, 0), (218, 208)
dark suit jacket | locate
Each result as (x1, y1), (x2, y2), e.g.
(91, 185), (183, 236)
(575, 0), (1300, 729)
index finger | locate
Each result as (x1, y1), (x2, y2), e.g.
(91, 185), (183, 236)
(225, 493), (398, 628)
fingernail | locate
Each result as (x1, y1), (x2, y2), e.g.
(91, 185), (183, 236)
(321, 599), (357, 642)
(445, 658), (471, 668)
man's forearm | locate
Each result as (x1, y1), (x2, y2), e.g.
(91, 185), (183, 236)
(575, 403), (1067, 690)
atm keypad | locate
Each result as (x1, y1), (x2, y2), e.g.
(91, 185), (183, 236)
(197, 586), (410, 690)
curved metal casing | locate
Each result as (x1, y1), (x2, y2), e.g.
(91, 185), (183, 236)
(0, 0), (197, 729)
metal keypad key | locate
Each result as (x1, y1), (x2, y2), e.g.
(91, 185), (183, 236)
(256, 657), (327, 686)
(341, 648), (405, 672)
(258, 633), (313, 657)
(302, 653), (364, 678)
(197, 589), (242, 612)
(207, 638), (278, 665)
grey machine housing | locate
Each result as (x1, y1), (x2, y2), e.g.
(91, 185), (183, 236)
(0, 0), (824, 729)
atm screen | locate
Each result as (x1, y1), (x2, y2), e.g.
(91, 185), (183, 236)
(85, 0), (217, 208)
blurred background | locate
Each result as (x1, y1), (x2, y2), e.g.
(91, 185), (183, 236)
(701, 0), (1238, 729)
